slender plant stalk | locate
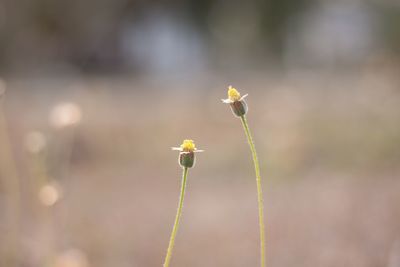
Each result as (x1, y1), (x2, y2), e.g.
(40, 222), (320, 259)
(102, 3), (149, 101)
(163, 167), (189, 267)
(240, 115), (266, 267)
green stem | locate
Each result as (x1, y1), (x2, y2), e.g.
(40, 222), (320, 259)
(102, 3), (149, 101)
(240, 115), (266, 267)
(163, 167), (189, 267)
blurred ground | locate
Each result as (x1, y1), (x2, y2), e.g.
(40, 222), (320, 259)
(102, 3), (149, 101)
(0, 68), (400, 266)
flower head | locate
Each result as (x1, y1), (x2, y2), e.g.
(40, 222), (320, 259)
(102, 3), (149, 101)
(222, 86), (248, 104)
(180, 139), (196, 152)
(222, 85), (249, 117)
(172, 139), (203, 168)
(228, 86), (241, 101)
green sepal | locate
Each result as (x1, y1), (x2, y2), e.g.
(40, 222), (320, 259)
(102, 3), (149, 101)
(179, 152), (195, 168)
(230, 100), (248, 117)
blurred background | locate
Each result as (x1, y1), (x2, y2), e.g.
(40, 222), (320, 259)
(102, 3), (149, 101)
(0, 0), (400, 266)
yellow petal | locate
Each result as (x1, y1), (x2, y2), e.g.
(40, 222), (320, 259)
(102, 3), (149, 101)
(180, 139), (196, 152)
(228, 86), (241, 101)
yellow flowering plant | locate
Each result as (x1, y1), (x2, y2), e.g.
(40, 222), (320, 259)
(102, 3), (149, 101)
(222, 86), (266, 267)
(164, 139), (203, 267)
(222, 86), (249, 117)
(172, 139), (203, 168)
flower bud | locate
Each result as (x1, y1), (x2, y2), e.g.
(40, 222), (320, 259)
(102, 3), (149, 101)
(179, 151), (195, 168)
(230, 99), (248, 117)
(222, 86), (249, 118)
(172, 139), (203, 169)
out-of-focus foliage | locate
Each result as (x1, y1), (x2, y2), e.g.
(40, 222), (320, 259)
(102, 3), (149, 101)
(0, 0), (399, 73)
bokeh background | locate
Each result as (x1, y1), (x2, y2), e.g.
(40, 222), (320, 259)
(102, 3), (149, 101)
(1, 0), (400, 266)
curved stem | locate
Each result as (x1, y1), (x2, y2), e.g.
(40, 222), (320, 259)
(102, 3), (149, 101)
(240, 115), (266, 267)
(163, 167), (189, 267)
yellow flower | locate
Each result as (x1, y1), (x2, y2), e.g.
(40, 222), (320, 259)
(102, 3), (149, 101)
(222, 85), (248, 104)
(172, 139), (203, 153)
(172, 139), (203, 168)
(228, 86), (241, 101)
(180, 139), (196, 152)
(222, 85), (249, 117)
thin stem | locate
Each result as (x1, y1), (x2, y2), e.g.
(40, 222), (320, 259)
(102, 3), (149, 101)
(240, 115), (266, 267)
(163, 167), (189, 267)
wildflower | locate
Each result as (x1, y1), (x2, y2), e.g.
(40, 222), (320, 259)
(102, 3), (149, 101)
(172, 139), (203, 168)
(222, 85), (248, 117)
(164, 139), (202, 267)
(222, 85), (266, 267)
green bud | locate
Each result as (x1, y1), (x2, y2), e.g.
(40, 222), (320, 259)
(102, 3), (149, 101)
(179, 152), (195, 168)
